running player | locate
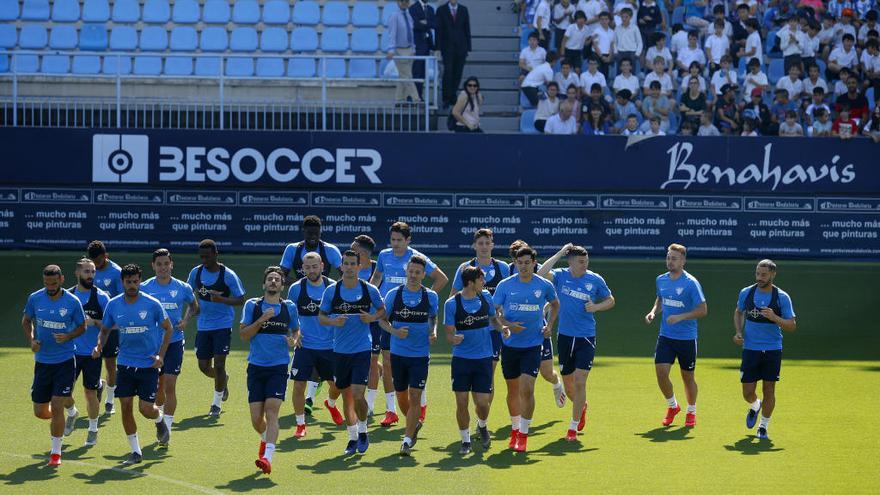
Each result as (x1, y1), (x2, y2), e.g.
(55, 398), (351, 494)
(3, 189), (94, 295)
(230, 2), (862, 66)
(98, 264), (173, 465)
(370, 222), (448, 426)
(22, 265), (86, 466)
(141, 248), (198, 445)
(538, 244), (615, 441)
(733, 259), (796, 440)
(444, 265), (500, 454)
(280, 215), (343, 283)
(644, 243), (708, 427)
(351, 235), (383, 416)
(187, 239), (246, 418)
(288, 253), (346, 438)
(319, 250), (386, 455)
(87, 240), (123, 415)
(64, 258), (111, 446)
(378, 255), (439, 456)
(240, 266), (299, 475)
(494, 246), (560, 453)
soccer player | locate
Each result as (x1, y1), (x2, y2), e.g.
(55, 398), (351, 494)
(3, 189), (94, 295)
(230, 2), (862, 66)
(288, 252), (345, 437)
(319, 250), (386, 455)
(494, 246), (560, 453)
(538, 244), (615, 441)
(378, 255), (439, 456)
(444, 265), (500, 455)
(87, 240), (123, 415)
(733, 259), (796, 440)
(141, 248), (198, 444)
(279, 215), (343, 283)
(187, 239), (246, 418)
(351, 235), (383, 416)
(644, 243), (708, 427)
(370, 222), (447, 426)
(64, 258), (111, 446)
(240, 266), (299, 475)
(22, 265), (86, 466)
(98, 264), (173, 465)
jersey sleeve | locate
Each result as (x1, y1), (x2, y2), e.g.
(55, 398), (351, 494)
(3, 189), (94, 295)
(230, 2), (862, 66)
(368, 284), (385, 311)
(186, 268), (197, 288)
(225, 269), (246, 298)
(492, 282), (507, 309)
(428, 290), (439, 317)
(98, 291), (112, 310)
(181, 283), (195, 304)
(112, 277), (124, 297)
(451, 263), (466, 291)
(498, 262), (511, 279)
(689, 278), (706, 306)
(70, 296), (86, 326)
(156, 299), (169, 323)
(287, 283), (301, 302)
(543, 279), (558, 302)
(319, 285), (335, 313)
(101, 300), (116, 329)
(736, 288), (749, 311)
(655, 276), (662, 298)
(240, 299), (256, 325)
(23, 294), (35, 318)
(443, 298), (456, 326)
(595, 274), (612, 300)
(423, 254), (438, 275)
(285, 301), (299, 329)
(326, 244), (343, 269)
(779, 291), (795, 319)
(382, 287), (397, 311)
(375, 251), (387, 275)
(279, 244), (295, 270)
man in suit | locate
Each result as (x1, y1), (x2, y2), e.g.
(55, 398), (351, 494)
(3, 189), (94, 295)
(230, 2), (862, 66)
(436, 0), (472, 107)
(410, 0), (436, 100)
(385, 0), (421, 104)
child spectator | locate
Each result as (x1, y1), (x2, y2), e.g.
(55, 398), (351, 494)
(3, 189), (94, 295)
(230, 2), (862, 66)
(677, 31), (707, 76)
(810, 107), (833, 136)
(737, 19), (763, 67)
(592, 12), (616, 77)
(743, 87), (775, 135)
(805, 87), (831, 125)
(776, 64), (806, 100)
(705, 20), (731, 72)
(621, 113), (642, 135)
(613, 58), (641, 99)
(645, 32), (674, 72)
(778, 109), (805, 135)
(709, 55), (738, 97)
(645, 115), (666, 135)
(612, 89), (641, 132)
(560, 11), (590, 72)
(644, 56), (674, 96)
(741, 118), (759, 135)
(555, 60), (580, 93)
(533, 81), (561, 132)
(742, 57), (769, 102)
(679, 61), (708, 93)
(519, 32), (547, 83)
(637, 0), (664, 42)
(582, 105), (611, 134)
(579, 57), (608, 93)
(832, 107), (859, 138)
(803, 63), (829, 96)
(614, 8), (643, 71)
(770, 88), (798, 134)
(828, 33), (858, 81)
(641, 80), (671, 132)
(697, 110), (721, 135)
(521, 52), (557, 107)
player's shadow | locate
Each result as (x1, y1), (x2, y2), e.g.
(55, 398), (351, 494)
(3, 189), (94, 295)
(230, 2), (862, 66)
(0, 456), (60, 484)
(73, 460), (163, 484)
(635, 426), (694, 443)
(534, 437), (599, 456)
(296, 453), (364, 474)
(277, 431), (334, 451)
(423, 441), (489, 471)
(484, 447), (541, 469)
(216, 472), (277, 492)
(358, 451), (419, 471)
(724, 435), (784, 455)
(173, 414), (224, 431)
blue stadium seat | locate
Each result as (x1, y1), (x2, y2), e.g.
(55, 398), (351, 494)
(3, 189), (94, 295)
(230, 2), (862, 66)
(349, 59), (376, 78)
(767, 58), (784, 85)
(260, 27), (287, 52)
(318, 58), (346, 78)
(199, 26), (227, 51)
(109, 25), (137, 50)
(671, 6), (684, 26)
(868, 87), (876, 111)
(351, 28), (378, 52)
(21, 0), (50, 20)
(72, 54), (101, 74)
(172, 0), (199, 23)
(815, 58), (826, 76)
(262, 0), (289, 24)
(0, 24), (16, 48)
(290, 27), (318, 51)
(256, 57), (284, 76)
(202, 0), (230, 23)
(765, 30), (779, 57)
(352, 3), (379, 27)
(142, 0), (170, 23)
(519, 91), (534, 109)
(520, 109), (538, 133)
(194, 56), (220, 76)
(140, 26), (168, 50)
(79, 24), (109, 51)
(112, 0), (139, 22)
(230, 27), (258, 51)
(0, 0), (19, 21)
(102, 55), (132, 75)
(14, 54), (40, 72)
(41, 54), (70, 73)
(737, 57), (747, 78)
(51, 0), (80, 22)
(320, 28), (348, 52)
(292, 1), (320, 25)
(226, 57), (254, 76)
(232, 0), (259, 24)
(170, 26), (197, 51)
(134, 56), (163, 75)
(82, 0), (109, 21)
(0, 53), (7, 73)
(19, 24), (48, 49)
(382, 3), (399, 26)
(287, 57), (315, 77)
(164, 56), (193, 75)
(322, 2), (349, 26)
(49, 25), (77, 49)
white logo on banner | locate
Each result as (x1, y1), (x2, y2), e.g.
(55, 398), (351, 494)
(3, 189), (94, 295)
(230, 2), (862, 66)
(92, 134), (150, 183)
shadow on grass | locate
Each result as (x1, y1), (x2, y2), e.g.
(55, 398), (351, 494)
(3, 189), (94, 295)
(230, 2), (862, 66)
(0, 456), (60, 484)
(216, 472), (277, 492)
(534, 437), (600, 456)
(173, 414), (224, 431)
(296, 451), (365, 474)
(72, 461), (163, 484)
(277, 431), (334, 452)
(724, 435), (784, 455)
(635, 426), (694, 443)
(358, 451), (420, 471)
(423, 441), (490, 471)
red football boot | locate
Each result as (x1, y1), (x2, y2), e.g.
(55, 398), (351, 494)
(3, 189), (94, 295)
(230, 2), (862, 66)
(578, 404), (588, 432)
(294, 424), (307, 438)
(685, 412), (696, 427)
(380, 411), (399, 427)
(662, 405), (681, 426)
(47, 454), (61, 467)
(513, 432), (528, 452)
(325, 400), (344, 426)
(255, 457), (272, 475)
(565, 429), (577, 442)
(508, 429), (519, 449)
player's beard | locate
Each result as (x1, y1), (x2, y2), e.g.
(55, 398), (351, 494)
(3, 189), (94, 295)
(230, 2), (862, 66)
(79, 277), (94, 290)
(266, 287), (280, 296)
(46, 287), (60, 297)
(307, 273), (321, 282)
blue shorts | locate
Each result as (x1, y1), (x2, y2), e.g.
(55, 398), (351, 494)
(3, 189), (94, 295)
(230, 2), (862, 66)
(370, 322), (382, 355)
(500, 345), (542, 380)
(541, 337), (554, 361)
(101, 329), (119, 358)
(391, 354), (429, 392)
(290, 347), (335, 382)
(333, 351), (371, 390)
(491, 331), (502, 361)
(247, 363), (288, 403)
(116, 365), (159, 402)
(654, 336), (697, 371)
(195, 328), (231, 360)
(740, 349), (782, 383)
(74, 354), (102, 390)
(32, 358), (75, 403)
(160, 340), (185, 376)
(451, 356), (493, 394)
(557, 335), (596, 375)
(380, 330), (392, 351)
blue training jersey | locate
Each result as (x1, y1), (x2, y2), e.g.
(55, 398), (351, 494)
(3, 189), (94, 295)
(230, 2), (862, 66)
(69, 286), (110, 356)
(737, 285), (795, 351)
(279, 240), (343, 272)
(443, 290), (495, 359)
(494, 275), (558, 348)
(102, 293), (169, 368)
(94, 260), (124, 297)
(141, 277), (195, 344)
(23, 289), (86, 364)
(288, 278), (335, 350)
(384, 286), (439, 358)
(452, 259), (511, 291)
(656, 270), (706, 340)
(375, 247), (438, 296)
(319, 280), (384, 354)
(551, 268), (612, 338)
(241, 298), (299, 367)
(186, 265), (245, 331)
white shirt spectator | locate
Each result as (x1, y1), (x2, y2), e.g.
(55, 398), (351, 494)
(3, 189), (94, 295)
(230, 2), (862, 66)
(577, 0), (605, 36)
(829, 46), (858, 69)
(742, 70), (768, 102)
(860, 50), (880, 75)
(555, 71), (580, 92)
(833, 23), (856, 48)
(677, 46), (707, 71)
(580, 69), (608, 91)
(614, 22), (643, 55)
(613, 0), (639, 14)
(776, 76), (805, 100)
(520, 46), (547, 71)
(643, 71), (674, 95)
(803, 76), (829, 96)
(778, 26), (807, 57)
(535, 96), (561, 121)
(698, 123), (721, 136)
(858, 22), (879, 44)
(704, 33), (730, 65)
(533, 0), (552, 30)
(564, 24), (591, 51)
(745, 31), (763, 66)
(670, 29), (689, 55)
(645, 46), (674, 70)
(544, 113), (579, 134)
(679, 74), (707, 93)
(833, 79), (847, 97)
(613, 73), (641, 95)
(710, 69), (737, 95)
(553, 2), (576, 30)
(805, 102), (830, 123)
(803, 32), (820, 58)
(592, 26), (615, 56)
(523, 61), (554, 88)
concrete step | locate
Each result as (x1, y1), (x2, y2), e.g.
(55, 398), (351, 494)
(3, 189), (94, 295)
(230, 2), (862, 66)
(482, 89), (519, 105)
(476, 76), (520, 90)
(437, 114), (520, 132)
(472, 37), (519, 51)
(467, 50), (518, 63)
(476, 25), (520, 37)
(466, 63), (521, 79)
(466, 0), (518, 16)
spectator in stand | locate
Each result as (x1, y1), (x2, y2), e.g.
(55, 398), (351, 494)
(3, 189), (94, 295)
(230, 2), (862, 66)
(698, 110), (722, 135)
(564, 83), (582, 122)
(612, 89), (641, 131)
(544, 100), (579, 134)
(521, 52), (556, 107)
(803, 63), (829, 96)
(778, 15), (807, 73)
(555, 60), (580, 93)
(436, 0), (472, 108)
(410, 0), (436, 100)
(561, 11), (591, 72)
(519, 32), (547, 84)
(858, 10), (878, 47)
(731, 3), (752, 67)
(579, 57), (608, 93)
(519, 0), (539, 27)
(641, 80), (672, 132)
(705, 20), (731, 73)
(534, 81), (561, 132)
(638, 0), (665, 44)
(614, 8), (643, 72)
(670, 24), (690, 58)
(582, 82), (612, 117)
(592, 12), (616, 78)
(779, 109), (806, 135)
(832, 107), (860, 137)
(832, 67), (851, 96)
(613, 58), (641, 100)
(833, 9), (857, 48)
(680, 76), (708, 128)
(452, 76), (484, 132)
(679, 61), (708, 93)
(860, 38), (880, 94)
(716, 84), (742, 134)
(828, 33), (858, 81)
(710, 55), (738, 97)
(532, 0), (552, 49)
(679, 120), (696, 135)
(809, 107), (834, 136)
(818, 13), (836, 60)
(676, 31), (707, 77)
(645, 56), (675, 96)
(645, 115), (666, 135)
(621, 113), (642, 134)
(736, 19), (763, 68)
(776, 64), (806, 100)
(835, 75), (870, 120)
(770, 88), (798, 134)
(552, 0), (576, 54)
(802, 19), (821, 70)
(861, 105), (880, 142)
(741, 118), (759, 135)
(710, 4), (733, 38)
(582, 105), (611, 134)
(805, 87), (831, 125)
(743, 86), (775, 134)
(742, 57), (769, 102)
(645, 33), (674, 73)
(678, 0), (710, 35)
(577, 0), (605, 61)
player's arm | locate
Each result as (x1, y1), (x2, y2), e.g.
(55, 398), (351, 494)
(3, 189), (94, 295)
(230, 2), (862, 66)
(318, 310), (347, 327)
(733, 307), (745, 345)
(543, 299), (561, 336)
(760, 307), (796, 332)
(181, 298), (198, 329)
(281, 267), (297, 286)
(378, 318), (407, 338)
(645, 296), (662, 324)
(538, 242), (574, 279)
(240, 306), (276, 342)
(58, 322), (86, 343)
(587, 294), (616, 313)
(155, 318), (173, 367)
(369, 267), (383, 287)
(93, 322), (114, 357)
(667, 302), (708, 325)
(210, 292), (246, 306)
(427, 267), (449, 293)
(21, 315), (40, 352)
(444, 323), (463, 345)
(494, 305), (525, 333)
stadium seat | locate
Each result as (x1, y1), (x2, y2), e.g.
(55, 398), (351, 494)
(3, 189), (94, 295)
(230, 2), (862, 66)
(111, 0), (139, 22)
(143, 0), (170, 23)
(0, 0), (19, 21)
(382, 3), (399, 26)
(519, 90), (534, 109)
(51, 0), (80, 22)
(41, 54), (70, 73)
(226, 57), (254, 77)
(349, 59), (376, 78)
(72, 54), (101, 74)
(737, 57), (747, 78)
(671, 6), (684, 26)
(49, 25), (77, 49)
(194, 56), (220, 75)
(868, 87), (876, 111)
(255, 57), (284, 77)
(230, 27), (258, 51)
(352, 3), (379, 27)
(351, 28), (378, 52)
(134, 55), (162, 75)
(290, 27), (318, 51)
(287, 57), (316, 77)
(102, 55), (132, 75)
(232, 0), (259, 24)
(765, 30), (779, 57)
(139, 25), (168, 51)
(318, 58), (346, 78)
(19, 24), (48, 49)
(14, 54), (39, 72)
(21, 0), (50, 20)
(767, 58), (784, 85)
(172, 0), (199, 23)
(292, 1), (320, 25)
(815, 58), (826, 76)
(520, 109), (538, 133)
(200, 26), (228, 51)
(0, 53), (7, 73)
(0, 24), (16, 48)
(320, 28), (348, 52)
(109, 25), (137, 50)
(164, 56), (193, 75)
(322, 2), (349, 26)
(262, 0), (290, 24)
(202, 0), (230, 23)
(82, 0), (109, 21)
(170, 26), (198, 51)
(260, 27), (287, 52)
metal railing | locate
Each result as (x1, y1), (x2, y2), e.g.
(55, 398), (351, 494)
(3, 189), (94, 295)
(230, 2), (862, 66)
(1, 50), (439, 132)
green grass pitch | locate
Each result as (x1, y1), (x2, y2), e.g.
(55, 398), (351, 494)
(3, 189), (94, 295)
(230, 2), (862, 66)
(0, 251), (877, 494)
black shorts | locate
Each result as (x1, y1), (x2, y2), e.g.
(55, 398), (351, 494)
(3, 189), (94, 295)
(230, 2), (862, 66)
(390, 354), (429, 392)
(654, 336), (697, 371)
(74, 354), (102, 389)
(557, 335), (596, 375)
(160, 340), (185, 376)
(333, 351), (371, 390)
(370, 322), (382, 355)
(740, 349), (782, 383)
(247, 363), (288, 403)
(500, 345), (542, 380)
(491, 331), (502, 361)
(195, 328), (231, 360)
(380, 330), (392, 351)
(451, 356), (493, 394)
(32, 358), (76, 403)
(101, 329), (119, 358)
(116, 365), (159, 403)
(290, 347), (335, 382)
